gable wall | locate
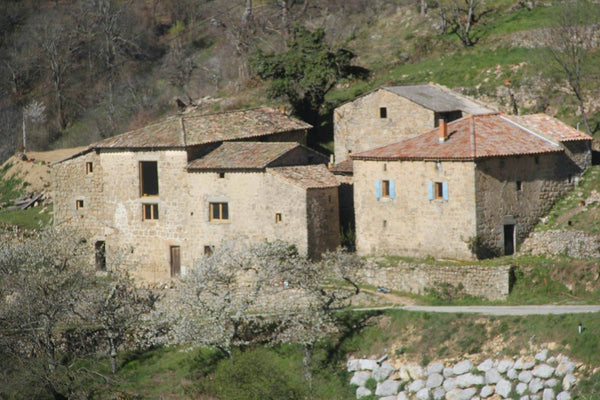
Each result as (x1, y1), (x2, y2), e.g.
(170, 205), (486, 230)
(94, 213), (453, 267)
(354, 159), (477, 259)
(334, 89), (434, 163)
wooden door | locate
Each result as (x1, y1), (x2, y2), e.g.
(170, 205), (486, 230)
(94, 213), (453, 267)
(170, 246), (181, 277)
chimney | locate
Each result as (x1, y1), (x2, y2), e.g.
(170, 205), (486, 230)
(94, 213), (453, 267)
(438, 119), (447, 143)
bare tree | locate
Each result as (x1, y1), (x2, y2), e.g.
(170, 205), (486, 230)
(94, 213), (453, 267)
(436, 0), (491, 46)
(22, 100), (46, 152)
(543, 0), (599, 134)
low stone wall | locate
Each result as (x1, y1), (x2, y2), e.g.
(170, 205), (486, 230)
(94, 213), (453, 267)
(519, 230), (600, 259)
(358, 260), (511, 301)
(348, 349), (579, 400)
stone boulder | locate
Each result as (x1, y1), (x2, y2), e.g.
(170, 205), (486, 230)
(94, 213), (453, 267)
(356, 386), (371, 399)
(427, 373), (444, 388)
(478, 359), (494, 372)
(445, 388), (477, 400)
(428, 362), (444, 375)
(485, 368), (502, 384)
(409, 379), (426, 393)
(416, 387), (431, 400)
(456, 373), (485, 388)
(497, 359), (514, 373)
(533, 364), (555, 379)
(376, 380), (402, 397)
(453, 360), (473, 375)
(495, 379), (512, 398)
(350, 371), (371, 387)
(373, 363), (395, 382)
(562, 374), (576, 391)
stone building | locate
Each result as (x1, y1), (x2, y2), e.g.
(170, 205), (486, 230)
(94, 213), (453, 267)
(351, 113), (591, 259)
(53, 107), (340, 283)
(333, 83), (494, 164)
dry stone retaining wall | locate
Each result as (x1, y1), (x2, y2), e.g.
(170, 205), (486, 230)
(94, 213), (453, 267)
(519, 230), (600, 259)
(357, 260), (511, 301)
(348, 349), (579, 399)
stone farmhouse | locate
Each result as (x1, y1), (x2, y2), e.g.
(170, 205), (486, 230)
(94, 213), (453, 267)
(351, 113), (592, 259)
(53, 107), (340, 282)
(333, 83), (494, 165)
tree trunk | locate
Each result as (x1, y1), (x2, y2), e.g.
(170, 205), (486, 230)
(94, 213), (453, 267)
(303, 343), (314, 400)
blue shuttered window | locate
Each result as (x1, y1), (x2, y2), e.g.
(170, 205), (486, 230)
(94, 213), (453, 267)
(375, 180), (381, 199)
(428, 181), (434, 200)
(389, 180), (395, 199)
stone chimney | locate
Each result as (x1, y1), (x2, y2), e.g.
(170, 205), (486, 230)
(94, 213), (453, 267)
(439, 119), (448, 143)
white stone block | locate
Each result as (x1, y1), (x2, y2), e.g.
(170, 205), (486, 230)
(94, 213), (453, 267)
(495, 378), (512, 398)
(533, 364), (555, 379)
(409, 379), (425, 393)
(477, 359), (494, 372)
(535, 349), (549, 362)
(480, 385), (493, 398)
(485, 368), (501, 384)
(497, 360), (514, 373)
(542, 388), (555, 400)
(427, 373), (444, 388)
(350, 371), (371, 387)
(453, 360), (473, 375)
(376, 380), (402, 397)
(519, 370), (533, 383)
(416, 387), (431, 400)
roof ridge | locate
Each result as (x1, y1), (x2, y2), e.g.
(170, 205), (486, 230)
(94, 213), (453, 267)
(499, 115), (560, 147)
(181, 105), (277, 120)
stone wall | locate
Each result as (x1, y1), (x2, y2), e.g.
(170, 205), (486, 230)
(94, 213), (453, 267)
(334, 89), (434, 163)
(475, 152), (582, 255)
(519, 230), (600, 259)
(357, 260), (510, 300)
(347, 349), (579, 400)
(353, 159), (477, 259)
(307, 187), (340, 259)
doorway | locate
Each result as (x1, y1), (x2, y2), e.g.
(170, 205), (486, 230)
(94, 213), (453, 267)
(503, 224), (515, 256)
(170, 246), (181, 277)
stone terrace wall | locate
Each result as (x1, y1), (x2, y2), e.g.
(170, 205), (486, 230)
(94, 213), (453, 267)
(519, 230), (600, 259)
(358, 260), (511, 300)
(348, 349), (579, 399)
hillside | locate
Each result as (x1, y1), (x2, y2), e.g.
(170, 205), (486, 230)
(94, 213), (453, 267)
(1, 0), (599, 162)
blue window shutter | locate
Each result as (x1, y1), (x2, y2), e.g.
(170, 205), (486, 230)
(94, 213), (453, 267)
(428, 181), (434, 200)
(389, 180), (396, 199)
(375, 180), (381, 199)
(443, 182), (449, 201)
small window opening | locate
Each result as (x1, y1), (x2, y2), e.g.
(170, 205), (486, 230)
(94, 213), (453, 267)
(328, 195), (332, 203)
(348, 149), (352, 154)
(516, 181), (522, 191)
(275, 213), (282, 223)
(434, 182), (444, 199)
(170, 246), (180, 278)
(383, 163), (387, 171)
(76, 199), (84, 209)
(95, 241), (106, 271)
(209, 202), (229, 221)
(535, 156), (540, 165)
(142, 203), (159, 220)
(218, 172), (225, 179)
(382, 180), (390, 198)
(382, 220), (387, 228)
(204, 245), (213, 255)
(139, 161), (158, 197)
(379, 107), (387, 118)
(86, 162), (93, 174)
(568, 174), (573, 184)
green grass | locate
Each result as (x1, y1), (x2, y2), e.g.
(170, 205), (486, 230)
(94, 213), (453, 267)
(0, 163), (28, 204)
(0, 205), (52, 230)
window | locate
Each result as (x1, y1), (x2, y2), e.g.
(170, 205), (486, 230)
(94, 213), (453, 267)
(382, 180), (390, 198)
(86, 162), (93, 174)
(209, 202), (229, 221)
(218, 172), (225, 179)
(204, 245), (213, 255)
(142, 203), (159, 220)
(275, 213), (282, 223)
(383, 163), (387, 171)
(375, 180), (395, 199)
(95, 241), (106, 271)
(139, 161), (158, 197)
(76, 199), (84, 209)
(382, 220), (387, 228)
(428, 181), (448, 201)
(379, 107), (387, 118)
(516, 181), (522, 191)
(534, 156), (540, 165)
(434, 182), (444, 199)
(170, 246), (180, 277)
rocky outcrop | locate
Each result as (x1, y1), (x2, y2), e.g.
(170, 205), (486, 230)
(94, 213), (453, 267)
(519, 230), (600, 259)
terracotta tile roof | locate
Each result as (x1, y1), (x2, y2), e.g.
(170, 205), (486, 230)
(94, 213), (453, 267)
(93, 107), (311, 149)
(187, 142), (300, 170)
(329, 159), (353, 174)
(383, 83), (494, 115)
(351, 113), (564, 161)
(268, 165), (339, 189)
(506, 114), (592, 142)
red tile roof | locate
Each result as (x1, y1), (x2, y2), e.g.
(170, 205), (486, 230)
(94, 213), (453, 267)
(351, 113), (570, 161)
(268, 165), (339, 189)
(93, 107), (311, 149)
(187, 142), (300, 170)
(329, 159), (353, 174)
(506, 114), (592, 142)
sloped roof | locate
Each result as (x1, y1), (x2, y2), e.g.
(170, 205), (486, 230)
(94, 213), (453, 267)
(187, 142), (300, 170)
(329, 159), (353, 174)
(93, 107), (311, 149)
(383, 83), (494, 115)
(351, 113), (567, 161)
(268, 165), (339, 189)
(506, 114), (592, 142)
